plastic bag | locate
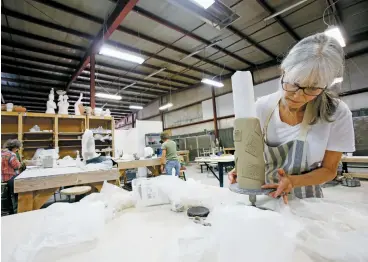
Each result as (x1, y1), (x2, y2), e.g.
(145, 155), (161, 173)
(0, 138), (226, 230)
(11, 201), (105, 262)
(81, 181), (134, 221)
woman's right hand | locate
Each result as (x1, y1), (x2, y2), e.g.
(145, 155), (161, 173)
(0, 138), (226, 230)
(228, 169), (237, 184)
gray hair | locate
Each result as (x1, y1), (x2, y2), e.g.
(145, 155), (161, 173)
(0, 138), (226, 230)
(3, 139), (22, 150)
(281, 33), (344, 124)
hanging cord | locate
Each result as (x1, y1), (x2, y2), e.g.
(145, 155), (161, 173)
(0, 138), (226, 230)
(322, 0), (341, 26)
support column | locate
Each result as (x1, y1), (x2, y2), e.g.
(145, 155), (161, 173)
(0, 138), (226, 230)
(211, 86), (219, 139)
(90, 53), (96, 109)
(132, 113), (135, 128)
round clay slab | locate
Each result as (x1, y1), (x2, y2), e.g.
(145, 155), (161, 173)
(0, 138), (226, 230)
(187, 206), (210, 217)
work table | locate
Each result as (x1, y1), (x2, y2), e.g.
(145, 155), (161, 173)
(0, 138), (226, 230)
(2, 181), (367, 262)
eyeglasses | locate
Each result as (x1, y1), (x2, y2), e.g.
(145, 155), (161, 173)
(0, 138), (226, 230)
(281, 75), (325, 96)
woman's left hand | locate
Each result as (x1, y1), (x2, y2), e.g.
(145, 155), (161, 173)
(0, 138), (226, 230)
(261, 169), (293, 204)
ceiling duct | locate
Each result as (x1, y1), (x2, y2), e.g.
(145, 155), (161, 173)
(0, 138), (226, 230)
(169, 0), (240, 30)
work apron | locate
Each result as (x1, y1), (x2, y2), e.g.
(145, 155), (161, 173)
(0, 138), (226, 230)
(263, 96), (323, 198)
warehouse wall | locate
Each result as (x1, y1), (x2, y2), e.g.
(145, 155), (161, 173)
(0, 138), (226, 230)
(137, 54), (368, 136)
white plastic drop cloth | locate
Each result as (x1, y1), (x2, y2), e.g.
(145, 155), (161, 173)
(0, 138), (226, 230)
(11, 201), (105, 262)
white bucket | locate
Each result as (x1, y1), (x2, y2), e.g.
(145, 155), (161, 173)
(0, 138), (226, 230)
(6, 103), (13, 112)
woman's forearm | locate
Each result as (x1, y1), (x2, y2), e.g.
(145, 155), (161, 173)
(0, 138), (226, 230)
(289, 167), (336, 188)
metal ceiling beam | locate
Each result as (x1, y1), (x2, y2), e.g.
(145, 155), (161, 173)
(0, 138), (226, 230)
(2, 26), (86, 51)
(255, 0), (300, 41)
(32, 0), (237, 71)
(2, 39), (80, 61)
(2, 59), (73, 75)
(1, 50), (77, 68)
(226, 25), (277, 59)
(66, 0), (140, 91)
(1, 77), (65, 89)
(1, 7), (93, 40)
(132, 6), (255, 67)
(2, 44), (184, 89)
(1, 8), (203, 83)
(2, 65), (69, 82)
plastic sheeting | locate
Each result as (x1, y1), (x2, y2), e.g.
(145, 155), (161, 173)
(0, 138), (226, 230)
(11, 201), (105, 262)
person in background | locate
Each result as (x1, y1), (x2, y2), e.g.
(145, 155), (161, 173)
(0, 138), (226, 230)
(160, 132), (180, 176)
(2, 139), (23, 212)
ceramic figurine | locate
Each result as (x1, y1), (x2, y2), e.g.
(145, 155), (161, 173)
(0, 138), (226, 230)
(57, 93), (64, 114)
(104, 109), (111, 116)
(60, 95), (69, 115)
(74, 93), (83, 115)
(46, 88), (56, 114)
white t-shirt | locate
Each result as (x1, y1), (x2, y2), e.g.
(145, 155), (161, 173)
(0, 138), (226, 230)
(255, 92), (355, 167)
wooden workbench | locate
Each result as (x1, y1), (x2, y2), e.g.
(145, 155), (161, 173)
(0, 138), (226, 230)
(341, 155), (368, 179)
(14, 167), (119, 213)
(115, 158), (162, 184)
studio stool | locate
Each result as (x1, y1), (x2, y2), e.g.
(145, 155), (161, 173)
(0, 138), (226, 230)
(60, 186), (91, 202)
(179, 170), (187, 181)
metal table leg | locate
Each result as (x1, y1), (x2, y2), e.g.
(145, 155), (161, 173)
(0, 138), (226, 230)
(218, 162), (224, 187)
(204, 162), (220, 182)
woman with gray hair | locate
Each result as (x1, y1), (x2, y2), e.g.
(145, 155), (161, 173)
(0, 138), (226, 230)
(229, 33), (355, 203)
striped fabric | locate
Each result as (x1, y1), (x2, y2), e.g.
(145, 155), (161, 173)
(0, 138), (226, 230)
(263, 97), (323, 199)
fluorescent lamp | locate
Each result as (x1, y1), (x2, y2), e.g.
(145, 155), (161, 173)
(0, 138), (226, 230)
(201, 78), (224, 88)
(324, 27), (346, 47)
(122, 82), (136, 90)
(96, 93), (122, 100)
(331, 77), (343, 86)
(192, 0), (214, 9)
(159, 103), (173, 110)
(129, 105), (143, 110)
(99, 45), (145, 64)
(264, 0), (308, 21)
(144, 68), (166, 79)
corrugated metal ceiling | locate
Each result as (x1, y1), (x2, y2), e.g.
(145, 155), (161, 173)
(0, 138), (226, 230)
(1, 0), (368, 119)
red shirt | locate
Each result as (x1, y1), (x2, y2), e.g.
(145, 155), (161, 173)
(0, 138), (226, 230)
(1, 149), (21, 182)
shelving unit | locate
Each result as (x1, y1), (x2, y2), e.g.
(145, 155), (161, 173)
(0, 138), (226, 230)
(1, 112), (115, 159)
(87, 115), (115, 157)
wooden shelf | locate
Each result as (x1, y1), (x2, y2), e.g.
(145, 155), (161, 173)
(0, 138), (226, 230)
(2, 133), (18, 135)
(22, 112), (55, 118)
(58, 145), (82, 148)
(59, 139), (82, 141)
(1, 112), (20, 116)
(23, 132), (53, 134)
(57, 115), (86, 119)
(23, 146), (52, 149)
(58, 132), (83, 135)
(23, 139), (53, 142)
(88, 116), (113, 120)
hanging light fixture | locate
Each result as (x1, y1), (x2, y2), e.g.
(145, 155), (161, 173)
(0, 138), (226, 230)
(201, 78), (224, 88)
(99, 45), (145, 64)
(324, 27), (346, 47)
(159, 103), (173, 110)
(129, 105), (143, 110)
(96, 93), (122, 100)
(144, 68), (166, 79)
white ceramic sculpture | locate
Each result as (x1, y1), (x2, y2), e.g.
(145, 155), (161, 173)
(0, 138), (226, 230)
(46, 88), (57, 114)
(74, 93), (83, 115)
(57, 93), (64, 114)
(82, 129), (99, 162)
(104, 109), (111, 116)
(60, 95), (69, 115)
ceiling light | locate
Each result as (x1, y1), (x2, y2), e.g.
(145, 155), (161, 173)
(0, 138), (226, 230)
(129, 105), (143, 110)
(192, 0), (214, 9)
(264, 0), (308, 21)
(159, 103), (173, 110)
(122, 82), (136, 90)
(144, 68), (166, 79)
(96, 93), (122, 100)
(201, 78), (224, 88)
(331, 77), (343, 86)
(99, 45), (145, 64)
(324, 27), (346, 47)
